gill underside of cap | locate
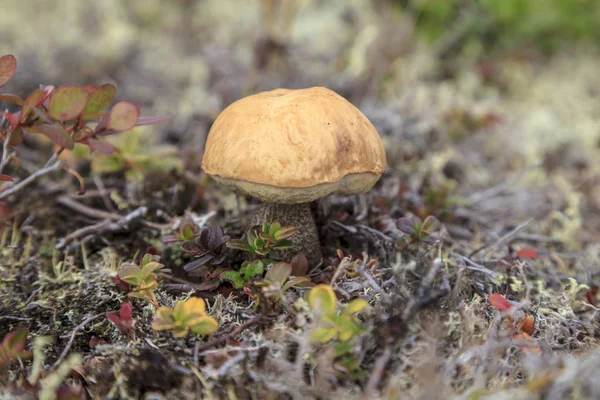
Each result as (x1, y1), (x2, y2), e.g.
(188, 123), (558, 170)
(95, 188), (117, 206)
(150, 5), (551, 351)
(211, 172), (381, 203)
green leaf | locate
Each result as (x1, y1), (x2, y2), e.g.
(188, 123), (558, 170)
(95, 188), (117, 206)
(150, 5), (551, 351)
(281, 276), (311, 292)
(47, 85), (89, 121)
(0, 55), (16, 88)
(26, 123), (74, 149)
(333, 341), (353, 357)
(308, 285), (337, 316)
(190, 316), (219, 335)
(106, 101), (139, 131)
(271, 239), (293, 250)
(273, 225), (297, 241)
(310, 327), (338, 344)
(244, 260), (265, 280)
(83, 83), (116, 118)
(268, 221), (281, 236)
(226, 239), (253, 253)
(118, 264), (143, 284)
(220, 271), (245, 289)
(265, 262), (292, 285)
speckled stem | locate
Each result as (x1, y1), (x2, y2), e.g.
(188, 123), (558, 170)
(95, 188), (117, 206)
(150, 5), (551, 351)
(252, 202), (322, 269)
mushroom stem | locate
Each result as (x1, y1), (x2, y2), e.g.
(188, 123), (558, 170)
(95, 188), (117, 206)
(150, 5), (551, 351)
(252, 202), (322, 268)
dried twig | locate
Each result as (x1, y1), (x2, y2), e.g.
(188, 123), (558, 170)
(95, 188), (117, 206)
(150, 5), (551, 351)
(56, 206), (148, 249)
(0, 161), (62, 200)
(52, 312), (105, 369)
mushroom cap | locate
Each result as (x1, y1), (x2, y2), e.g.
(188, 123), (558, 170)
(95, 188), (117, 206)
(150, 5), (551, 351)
(201, 87), (386, 204)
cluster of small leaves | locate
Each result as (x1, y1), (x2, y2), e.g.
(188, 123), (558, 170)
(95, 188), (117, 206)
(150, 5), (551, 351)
(396, 215), (441, 245)
(488, 293), (538, 352)
(0, 54), (170, 182)
(181, 225), (230, 273)
(248, 255), (313, 312)
(161, 216), (200, 244)
(308, 285), (368, 343)
(221, 260), (266, 289)
(105, 302), (135, 340)
(0, 328), (31, 370)
(152, 297), (219, 338)
(117, 253), (170, 307)
(226, 221), (296, 256)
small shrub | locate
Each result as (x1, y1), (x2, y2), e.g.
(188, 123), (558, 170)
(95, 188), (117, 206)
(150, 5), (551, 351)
(117, 253), (170, 307)
(152, 297), (219, 338)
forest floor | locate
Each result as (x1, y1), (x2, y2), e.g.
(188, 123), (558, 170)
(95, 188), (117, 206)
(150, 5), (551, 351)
(1, 1), (600, 399)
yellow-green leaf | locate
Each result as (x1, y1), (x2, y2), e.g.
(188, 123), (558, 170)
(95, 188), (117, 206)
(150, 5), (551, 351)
(308, 285), (337, 316)
(344, 299), (368, 315)
(190, 316), (219, 336)
(310, 327), (338, 344)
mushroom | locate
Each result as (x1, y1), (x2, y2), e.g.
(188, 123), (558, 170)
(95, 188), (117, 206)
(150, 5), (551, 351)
(201, 87), (386, 267)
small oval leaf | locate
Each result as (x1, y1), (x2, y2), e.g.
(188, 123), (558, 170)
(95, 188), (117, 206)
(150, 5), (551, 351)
(0, 174), (14, 182)
(308, 284), (337, 316)
(0, 94), (24, 106)
(47, 85), (89, 121)
(107, 101), (139, 132)
(83, 84), (116, 118)
(26, 123), (74, 149)
(488, 293), (512, 312)
(21, 88), (53, 122)
(0, 55), (17, 87)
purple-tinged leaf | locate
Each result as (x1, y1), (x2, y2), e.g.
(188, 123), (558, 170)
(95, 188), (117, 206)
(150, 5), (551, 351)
(0, 94), (24, 106)
(83, 84), (116, 119)
(0, 174), (13, 182)
(135, 115), (172, 126)
(26, 123), (74, 149)
(47, 85), (89, 121)
(396, 217), (417, 235)
(0, 55), (16, 88)
(106, 101), (139, 132)
(86, 138), (115, 154)
(21, 88), (53, 122)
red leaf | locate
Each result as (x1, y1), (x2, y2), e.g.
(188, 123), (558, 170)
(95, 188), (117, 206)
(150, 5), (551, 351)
(135, 115), (172, 126)
(2, 328), (28, 351)
(26, 123), (74, 149)
(106, 313), (121, 326)
(106, 101), (139, 132)
(21, 88), (53, 122)
(0, 112), (18, 129)
(488, 293), (512, 312)
(86, 137), (115, 154)
(516, 248), (538, 260)
(47, 85), (89, 121)
(0, 93), (24, 106)
(0, 55), (17, 87)
(83, 84), (116, 119)
(518, 315), (535, 336)
(119, 303), (133, 321)
(0, 174), (14, 182)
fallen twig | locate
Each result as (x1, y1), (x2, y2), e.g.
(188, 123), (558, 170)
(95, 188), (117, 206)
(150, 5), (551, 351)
(56, 206), (148, 249)
(52, 312), (105, 369)
(0, 161), (62, 200)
